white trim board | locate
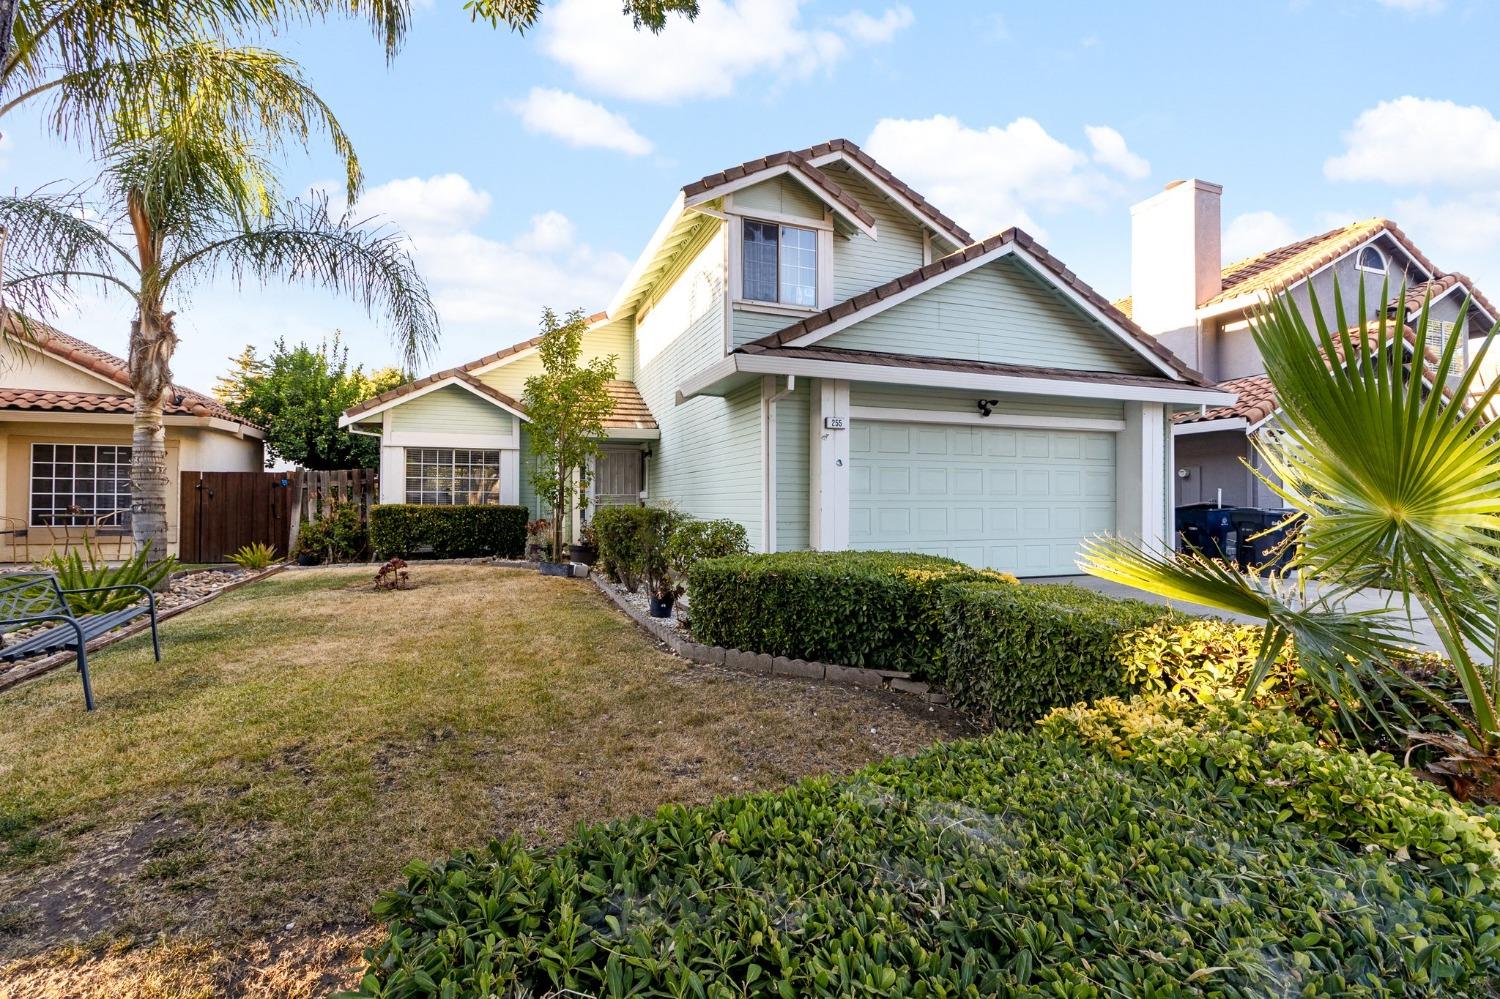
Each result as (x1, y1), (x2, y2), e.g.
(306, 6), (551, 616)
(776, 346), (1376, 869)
(676, 352), (1236, 407)
(849, 406), (1126, 433)
(685, 163), (877, 239)
(337, 375), (529, 427)
(384, 430), (520, 449)
(1173, 417), (1248, 436)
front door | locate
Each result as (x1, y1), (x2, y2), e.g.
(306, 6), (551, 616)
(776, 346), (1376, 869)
(593, 447), (643, 508)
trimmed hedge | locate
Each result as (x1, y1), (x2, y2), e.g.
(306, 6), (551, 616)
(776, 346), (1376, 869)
(368, 504), (527, 559)
(687, 551), (1016, 673)
(939, 583), (1175, 727)
(351, 716), (1500, 997)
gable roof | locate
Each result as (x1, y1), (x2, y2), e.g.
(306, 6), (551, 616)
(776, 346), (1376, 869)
(737, 227), (1211, 386)
(2, 315), (254, 427)
(682, 150), (876, 233)
(795, 138), (973, 247)
(342, 368), (527, 423)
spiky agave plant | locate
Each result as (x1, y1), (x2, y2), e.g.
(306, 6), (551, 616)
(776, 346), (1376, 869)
(1083, 278), (1500, 781)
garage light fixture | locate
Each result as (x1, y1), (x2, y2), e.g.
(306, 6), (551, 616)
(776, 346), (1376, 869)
(976, 398), (1000, 418)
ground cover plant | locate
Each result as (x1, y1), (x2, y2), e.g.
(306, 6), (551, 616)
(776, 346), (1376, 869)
(0, 566), (957, 997)
(351, 693), (1500, 998)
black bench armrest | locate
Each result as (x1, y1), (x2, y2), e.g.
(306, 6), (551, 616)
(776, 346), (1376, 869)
(0, 613), (87, 635)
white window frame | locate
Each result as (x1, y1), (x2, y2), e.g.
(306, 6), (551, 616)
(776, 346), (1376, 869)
(403, 446), (504, 506)
(1356, 245), (1387, 274)
(739, 217), (820, 309)
(29, 442), (134, 530)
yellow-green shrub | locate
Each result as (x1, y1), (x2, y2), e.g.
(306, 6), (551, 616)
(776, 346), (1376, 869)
(1114, 617), (1298, 705)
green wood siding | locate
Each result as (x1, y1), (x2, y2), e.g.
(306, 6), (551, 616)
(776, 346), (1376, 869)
(774, 379), (809, 551)
(824, 162), (929, 302)
(824, 257), (1156, 374)
(731, 307), (796, 348)
(850, 384), (1124, 422)
(733, 175), (826, 221)
(478, 316), (634, 398)
(518, 424), (549, 519)
(387, 385), (514, 435)
(631, 225), (765, 548)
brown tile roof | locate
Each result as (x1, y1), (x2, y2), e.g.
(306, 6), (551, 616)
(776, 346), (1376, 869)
(341, 366), (657, 430)
(681, 150), (877, 231)
(736, 227), (1211, 387)
(1399, 273), (1500, 328)
(796, 138), (974, 245)
(741, 344), (1198, 390)
(1, 314), (251, 426)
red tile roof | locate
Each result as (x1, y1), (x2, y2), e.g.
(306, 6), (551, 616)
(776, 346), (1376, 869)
(2, 315), (252, 426)
(737, 227), (1211, 387)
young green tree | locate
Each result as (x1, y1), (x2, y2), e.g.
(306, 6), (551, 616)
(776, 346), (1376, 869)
(222, 334), (407, 469)
(521, 308), (616, 562)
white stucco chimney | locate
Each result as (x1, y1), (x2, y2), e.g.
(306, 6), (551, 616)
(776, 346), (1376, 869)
(1130, 179), (1222, 344)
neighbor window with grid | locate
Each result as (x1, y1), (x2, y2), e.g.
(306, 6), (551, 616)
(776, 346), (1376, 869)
(742, 220), (817, 307)
(31, 443), (132, 527)
(404, 448), (501, 505)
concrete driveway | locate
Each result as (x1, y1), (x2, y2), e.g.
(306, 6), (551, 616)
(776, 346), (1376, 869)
(1031, 575), (1448, 654)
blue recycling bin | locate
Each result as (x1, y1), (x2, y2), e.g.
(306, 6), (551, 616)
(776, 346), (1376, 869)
(1231, 508), (1298, 572)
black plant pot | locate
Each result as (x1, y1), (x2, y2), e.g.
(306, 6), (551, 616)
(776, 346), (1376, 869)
(647, 591), (675, 618)
(296, 553), (320, 567)
(568, 544), (597, 566)
(538, 560), (572, 577)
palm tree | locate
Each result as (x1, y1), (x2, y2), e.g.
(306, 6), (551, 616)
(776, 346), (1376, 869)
(1082, 280), (1500, 781)
(0, 111), (438, 555)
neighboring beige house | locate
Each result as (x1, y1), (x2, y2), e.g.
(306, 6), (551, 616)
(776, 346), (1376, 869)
(0, 317), (265, 560)
(1119, 180), (1499, 510)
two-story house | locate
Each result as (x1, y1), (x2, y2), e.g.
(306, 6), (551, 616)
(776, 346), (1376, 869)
(1119, 179), (1499, 509)
(341, 140), (1230, 576)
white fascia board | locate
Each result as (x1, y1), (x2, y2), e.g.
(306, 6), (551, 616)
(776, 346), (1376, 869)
(606, 191), (687, 319)
(785, 244), (1016, 347)
(850, 405), (1125, 433)
(336, 376), (528, 428)
(678, 352), (1237, 406)
(603, 426), (661, 440)
(204, 417), (266, 439)
(804, 150), (969, 248)
(1173, 417), (1248, 436)
(685, 163), (877, 240)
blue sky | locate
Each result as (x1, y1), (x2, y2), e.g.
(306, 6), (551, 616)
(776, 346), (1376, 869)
(7, 0), (1500, 390)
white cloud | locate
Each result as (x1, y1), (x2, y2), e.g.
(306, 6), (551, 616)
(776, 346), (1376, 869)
(1084, 125), (1150, 180)
(832, 5), (913, 43)
(1325, 97), (1500, 187)
(864, 114), (1139, 239)
(1222, 211), (1299, 263)
(1375, 0), (1444, 11)
(1394, 192), (1500, 256)
(351, 174), (629, 329)
(352, 173), (493, 235)
(509, 87), (653, 156)
(540, 0), (908, 103)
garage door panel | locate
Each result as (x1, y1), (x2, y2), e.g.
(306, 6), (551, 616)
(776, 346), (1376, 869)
(850, 420), (1115, 576)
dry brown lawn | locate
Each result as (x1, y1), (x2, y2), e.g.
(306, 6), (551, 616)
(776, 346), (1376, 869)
(0, 566), (964, 997)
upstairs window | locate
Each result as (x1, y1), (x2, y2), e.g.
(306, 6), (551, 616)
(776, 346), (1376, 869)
(742, 220), (817, 307)
(1356, 245), (1387, 274)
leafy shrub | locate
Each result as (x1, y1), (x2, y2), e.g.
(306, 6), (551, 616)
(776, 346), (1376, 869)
(1040, 694), (1500, 871)
(592, 505), (680, 593)
(44, 541), (177, 613)
(524, 518), (552, 560)
(367, 504), (526, 559)
(351, 721), (1500, 997)
(688, 551), (1016, 674)
(373, 557), (411, 590)
(227, 542), (278, 570)
(295, 501), (369, 564)
(939, 583), (1173, 726)
(1116, 616), (1297, 705)
(663, 518), (749, 578)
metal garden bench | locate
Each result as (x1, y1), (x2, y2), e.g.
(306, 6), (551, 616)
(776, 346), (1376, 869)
(0, 572), (161, 711)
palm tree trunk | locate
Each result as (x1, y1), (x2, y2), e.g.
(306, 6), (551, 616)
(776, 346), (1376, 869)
(129, 311), (176, 558)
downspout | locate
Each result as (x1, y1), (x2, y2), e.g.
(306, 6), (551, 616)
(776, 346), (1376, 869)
(762, 374), (796, 553)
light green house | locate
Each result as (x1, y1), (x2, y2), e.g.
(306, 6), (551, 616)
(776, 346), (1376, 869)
(341, 139), (1231, 576)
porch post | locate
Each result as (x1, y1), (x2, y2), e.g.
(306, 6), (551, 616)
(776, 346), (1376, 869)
(1116, 401), (1167, 549)
(808, 378), (850, 551)
(378, 445), (404, 503)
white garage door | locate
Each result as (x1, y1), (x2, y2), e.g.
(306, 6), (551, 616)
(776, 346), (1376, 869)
(849, 421), (1116, 576)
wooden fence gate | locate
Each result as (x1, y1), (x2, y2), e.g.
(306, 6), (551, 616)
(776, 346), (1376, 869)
(179, 471), (295, 563)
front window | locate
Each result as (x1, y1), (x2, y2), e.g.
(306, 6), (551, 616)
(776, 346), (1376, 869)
(404, 448), (501, 505)
(31, 443), (132, 528)
(742, 220), (817, 307)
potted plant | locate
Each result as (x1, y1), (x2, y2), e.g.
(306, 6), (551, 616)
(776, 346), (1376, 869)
(569, 522), (598, 566)
(521, 308), (618, 578)
(639, 508), (681, 617)
(525, 518), (552, 562)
